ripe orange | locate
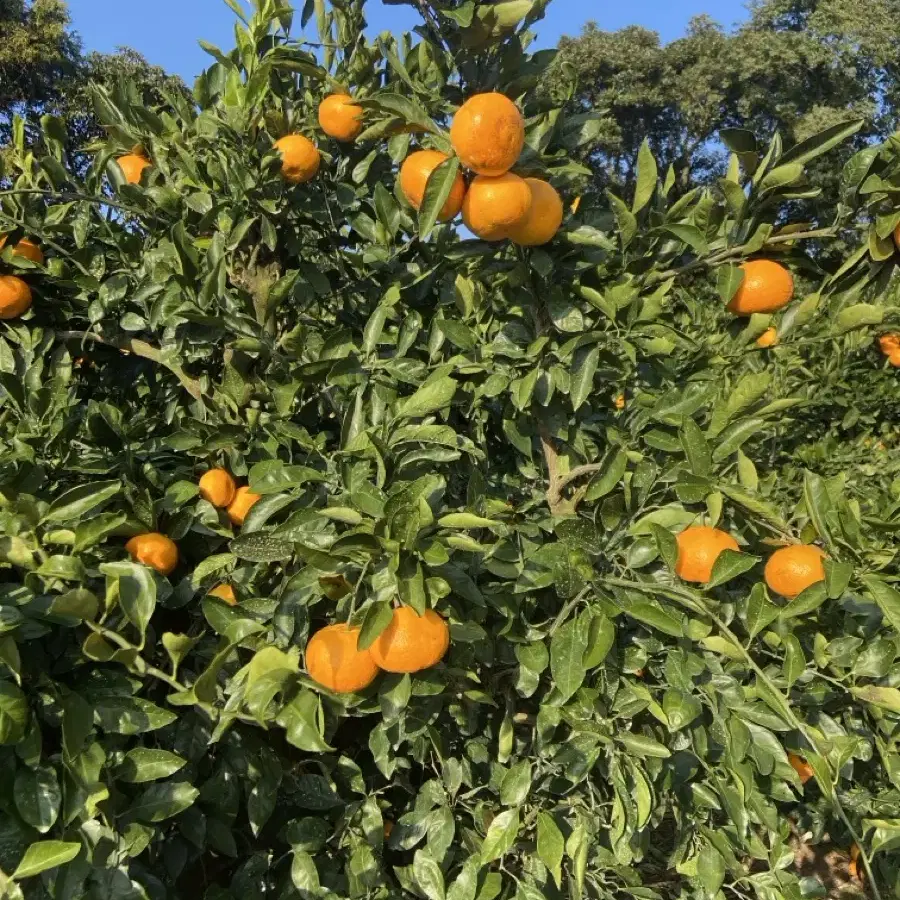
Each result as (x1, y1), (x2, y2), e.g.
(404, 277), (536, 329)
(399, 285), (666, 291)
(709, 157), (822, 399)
(764, 544), (826, 599)
(877, 333), (900, 355)
(848, 843), (861, 882)
(756, 326), (778, 348)
(727, 260), (794, 316)
(506, 178), (564, 247)
(369, 607), (449, 673)
(306, 623), (379, 693)
(450, 93), (524, 177)
(788, 752), (814, 785)
(0, 275), (32, 319)
(198, 468), (236, 508)
(117, 153), (151, 185)
(208, 584), (237, 606)
(318, 94), (364, 142)
(274, 134), (320, 184)
(0, 236), (44, 265)
(462, 173), (532, 242)
(227, 485), (261, 525)
(399, 150), (466, 222)
(614, 393), (626, 410)
(675, 526), (739, 583)
(125, 533), (179, 575)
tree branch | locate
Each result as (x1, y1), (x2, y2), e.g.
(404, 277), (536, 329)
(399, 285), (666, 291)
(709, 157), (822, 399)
(540, 425), (603, 516)
(58, 330), (204, 401)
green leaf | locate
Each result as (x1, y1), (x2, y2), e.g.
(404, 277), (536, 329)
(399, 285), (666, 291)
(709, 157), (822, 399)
(418, 156), (461, 241)
(99, 561), (156, 640)
(632, 138), (657, 213)
(229, 533), (295, 562)
(834, 303), (883, 333)
(697, 840), (726, 894)
(536, 812), (564, 887)
(743, 582), (779, 638)
(413, 849), (445, 900)
(549, 611), (589, 703)
(480, 807), (519, 863)
(438, 513), (500, 529)
(861, 576), (900, 636)
(0, 680), (28, 745)
(583, 448), (627, 501)
(851, 685), (900, 714)
(119, 749), (187, 783)
(14, 767), (60, 833)
(680, 418), (711, 476)
(707, 550), (759, 588)
(397, 376), (457, 420)
(130, 782), (199, 823)
(780, 119), (864, 167)
(499, 760), (532, 806)
(12, 841), (80, 880)
(618, 733), (671, 758)
(44, 480), (121, 523)
(569, 346), (599, 412)
(758, 162), (803, 192)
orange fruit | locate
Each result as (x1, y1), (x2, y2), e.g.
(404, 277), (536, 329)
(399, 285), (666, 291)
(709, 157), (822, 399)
(198, 468), (236, 508)
(848, 843), (861, 882)
(450, 93), (525, 177)
(506, 178), (564, 247)
(227, 485), (261, 525)
(756, 326), (778, 348)
(890, 350), (900, 368)
(462, 173), (532, 242)
(675, 526), (739, 583)
(306, 623), (379, 693)
(764, 544), (826, 599)
(318, 93), (364, 142)
(0, 236), (44, 265)
(383, 820), (394, 839)
(369, 607), (449, 673)
(0, 275), (32, 319)
(788, 752), (814, 785)
(117, 153), (151, 185)
(125, 533), (179, 575)
(208, 584), (237, 606)
(399, 150), (467, 222)
(877, 333), (900, 355)
(727, 260), (794, 316)
(614, 393), (626, 410)
(274, 134), (320, 184)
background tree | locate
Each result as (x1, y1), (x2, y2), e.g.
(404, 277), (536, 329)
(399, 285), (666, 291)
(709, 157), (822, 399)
(548, 0), (900, 224)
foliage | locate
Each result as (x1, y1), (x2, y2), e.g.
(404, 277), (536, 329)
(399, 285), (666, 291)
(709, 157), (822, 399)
(0, 2), (898, 900)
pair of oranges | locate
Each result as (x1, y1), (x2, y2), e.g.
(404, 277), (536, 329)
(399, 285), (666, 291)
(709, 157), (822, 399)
(307, 606), (449, 693)
(675, 525), (826, 599)
(198, 467), (260, 525)
(399, 92), (563, 246)
(0, 236), (44, 319)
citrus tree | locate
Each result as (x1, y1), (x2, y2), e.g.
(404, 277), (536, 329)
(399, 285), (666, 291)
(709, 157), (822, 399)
(0, 2), (898, 899)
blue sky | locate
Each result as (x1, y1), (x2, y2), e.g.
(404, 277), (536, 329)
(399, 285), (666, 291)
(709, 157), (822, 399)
(67, 0), (750, 82)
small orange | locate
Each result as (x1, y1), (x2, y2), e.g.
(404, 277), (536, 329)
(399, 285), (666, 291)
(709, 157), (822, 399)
(727, 260), (794, 316)
(764, 544), (826, 599)
(125, 533), (179, 576)
(756, 326), (778, 348)
(306, 623), (379, 693)
(0, 236), (44, 265)
(506, 178), (564, 247)
(614, 393), (626, 410)
(0, 275), (32, 319)
(227, 485), (261, 525)
(848, 843), (861, 882)
(117, 153), (151, 185)
(383, 820), (394, 839)
(274, 134), (320, 184)
(788, 752), (814, 785)
(198, 468), (236, 508)
(208, 584), (237, 606)
(318, 93), (364, 142)
(450, 93), (525, 177)
(462, 173), (532, 242)
(369, 607), (449, 673)
(877, 333), (900, 355)
(399, 150), (467, 222)
(675, 526), (739, 583)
